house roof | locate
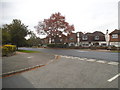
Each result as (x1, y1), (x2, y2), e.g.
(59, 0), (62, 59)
(77, 32), (83, 34)
(109, 29), (120, 35)
(68, 32), (77, 36)
(81, 31), (105, 42)
(85, 33), (92, 35)
(93, 31), (105, 35)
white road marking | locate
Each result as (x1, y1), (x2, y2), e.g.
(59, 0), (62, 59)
(107, 73), (120, 82)
(27, 56), (33, 58)
(71, 57), (75, 59)
(78, 58), (85, 61)
(66, 56), (71, 58)
(79, 58), (87, 60)
(64, 56), (71, 58)
(86, 59), (96, 62)
(73, 57), (80, 59)
(60, 55), (119, 66)
(96, 60), (106, 63)
(108, 62), (119, 65)
(60, 55), (65, 57)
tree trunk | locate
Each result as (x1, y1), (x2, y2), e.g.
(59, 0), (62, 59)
(16, 45), (18, 50)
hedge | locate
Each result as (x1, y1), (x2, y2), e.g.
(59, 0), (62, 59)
(2, 45), (16, 56)
(107, 46), (120, 50)
(47, 44), (68, 48)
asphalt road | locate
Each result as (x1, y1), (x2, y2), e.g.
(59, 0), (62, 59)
(19, 47), (119, 61)
(2, 57), (118, 88)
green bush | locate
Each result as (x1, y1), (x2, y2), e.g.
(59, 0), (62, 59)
(107, 46), (120, 50)
(47, 44), (68, 48)
(2, 45), (16, 56)
(47, 44), (55, 48)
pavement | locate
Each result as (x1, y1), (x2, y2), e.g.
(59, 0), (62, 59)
(2, 55), (119, 88)
(2, 51), (55, 74)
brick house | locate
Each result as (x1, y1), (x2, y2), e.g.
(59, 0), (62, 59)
(41, 31), (106, 47)
(92, 31), (106, 46)
(41, 37), (49, 44)
(81, 33), (93, 47)
(77, 31), (106, 47)
(67, 33), (77, 46)
(41, 30), (68, 44)
(109, 29), (120, 47)
(50, 34), (68, 44)
(41, 32), (77, 46)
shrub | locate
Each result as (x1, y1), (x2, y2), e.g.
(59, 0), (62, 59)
(2, 45), (16, 56)
(47, 44), (55, 48)
(47, 44), (68, 48)
(90, 46), (108, 50)
(107, 46), (116, 50)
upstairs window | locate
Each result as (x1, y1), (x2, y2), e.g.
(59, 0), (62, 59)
(95, 36), (99, 40)
(70, 38), (74, 40)
(82, 36), (88, 40)
(112, 34), (118, 38)
(59, 35), (62, 37)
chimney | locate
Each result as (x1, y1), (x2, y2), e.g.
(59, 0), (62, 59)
(106, 29), (108, 34)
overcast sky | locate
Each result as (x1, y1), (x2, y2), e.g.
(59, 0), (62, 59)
(1, 0), (119, 38)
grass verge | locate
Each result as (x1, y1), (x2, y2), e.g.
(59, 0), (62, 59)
(17, 50), (40, 53)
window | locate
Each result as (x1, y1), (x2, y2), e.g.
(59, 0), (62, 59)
(52, 39), (54, 42)
(59, 35), (62, 37)
(112, 34), (118, 38)
(95, 36), (99, 40)
(70, 38), (74, 40)
(82, 36), (88, 40)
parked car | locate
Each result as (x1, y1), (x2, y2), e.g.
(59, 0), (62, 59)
(42, 45), (47, 48)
